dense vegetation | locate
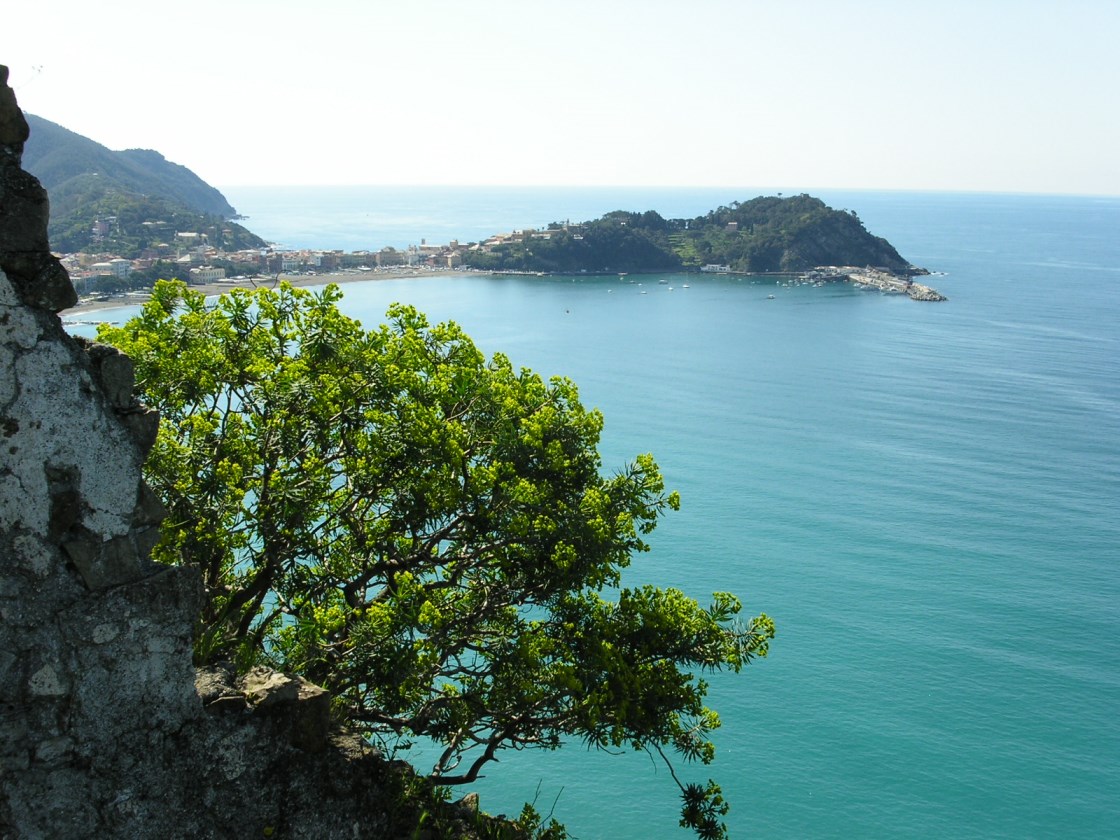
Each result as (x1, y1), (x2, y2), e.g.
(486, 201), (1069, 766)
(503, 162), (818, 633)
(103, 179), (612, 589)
(463, 194), (912, 275)
(23, 114), (265, 255)
(100, 282), (775, 839)
(44, 185), (264, 256)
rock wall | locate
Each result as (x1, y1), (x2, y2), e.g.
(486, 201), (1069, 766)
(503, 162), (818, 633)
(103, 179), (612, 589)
(0, 67), (506, 839)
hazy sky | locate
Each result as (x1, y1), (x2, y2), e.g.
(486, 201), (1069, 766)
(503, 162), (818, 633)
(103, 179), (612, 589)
(5, 0), (1119, 194)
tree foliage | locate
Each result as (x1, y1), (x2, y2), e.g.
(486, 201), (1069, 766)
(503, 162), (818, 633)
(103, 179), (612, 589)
(99, 281), (774, 837)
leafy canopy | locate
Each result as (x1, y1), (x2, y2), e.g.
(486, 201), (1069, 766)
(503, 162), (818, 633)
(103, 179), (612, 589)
(99, 281), (774, 838)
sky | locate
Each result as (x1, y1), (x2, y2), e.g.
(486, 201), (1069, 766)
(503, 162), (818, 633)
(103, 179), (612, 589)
(4, 0), (1119, 194)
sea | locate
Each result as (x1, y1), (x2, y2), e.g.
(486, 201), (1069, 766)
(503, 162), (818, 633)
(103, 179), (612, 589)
(74, 187), (1120, 838)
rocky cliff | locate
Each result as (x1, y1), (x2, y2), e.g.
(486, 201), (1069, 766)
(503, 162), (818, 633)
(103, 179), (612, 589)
(0, 66), (512, 840)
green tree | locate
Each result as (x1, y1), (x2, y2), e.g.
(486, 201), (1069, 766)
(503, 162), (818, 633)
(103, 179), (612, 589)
(99, 280), (774, 838)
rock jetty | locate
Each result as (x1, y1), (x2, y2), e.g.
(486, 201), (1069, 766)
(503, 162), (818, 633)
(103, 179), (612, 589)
(805, 267), (947, 301)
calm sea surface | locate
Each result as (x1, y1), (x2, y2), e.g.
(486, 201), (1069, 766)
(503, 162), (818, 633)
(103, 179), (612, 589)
(79, 188), (1120, 838)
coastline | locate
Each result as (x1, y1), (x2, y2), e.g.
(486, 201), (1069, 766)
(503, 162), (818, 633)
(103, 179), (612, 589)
(59, 262), (945, 321)
(59, 267), (459, 317)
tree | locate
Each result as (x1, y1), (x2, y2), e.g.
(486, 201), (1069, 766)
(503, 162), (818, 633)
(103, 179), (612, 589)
(99, 281), (774, 838)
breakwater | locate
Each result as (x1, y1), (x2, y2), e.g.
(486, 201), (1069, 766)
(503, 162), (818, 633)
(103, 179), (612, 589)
(805, 267), (947, 300)
(806, 267), (945, 300)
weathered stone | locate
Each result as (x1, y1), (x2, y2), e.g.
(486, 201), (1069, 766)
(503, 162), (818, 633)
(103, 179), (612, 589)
(28, 664), (67, 697)
(0, 251), (76, 312)
(242, 667), (302, 707)
(132, 481), (166, 527)
(45, 463), (82, 541)
(288, 680), (332, 753)
(90, 623), (120, 644)
(81, 340), (136, 409)
(195, 664), (247, 712)
(61, 533), (147, 591)
(0, 67), (28, 148)
(0, 64), (518, 840)
(34, 736), (74, 766)
(0, 67), (76, 313)
(456, 791), (480, 813)
(132, 523), (163, 567)
(119, 405), (160, 454)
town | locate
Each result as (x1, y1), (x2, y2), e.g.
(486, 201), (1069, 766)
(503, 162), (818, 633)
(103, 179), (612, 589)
(58, 216), (588, 303)
(62, 226), (475, 295)
(58, 206), (945, 307)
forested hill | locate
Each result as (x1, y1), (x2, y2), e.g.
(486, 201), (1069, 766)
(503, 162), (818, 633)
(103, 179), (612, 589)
(23, 114), (264, 255)
(463, 194), (919, 275)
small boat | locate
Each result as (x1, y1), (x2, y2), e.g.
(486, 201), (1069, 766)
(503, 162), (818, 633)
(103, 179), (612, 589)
(767, 294), (775, 299)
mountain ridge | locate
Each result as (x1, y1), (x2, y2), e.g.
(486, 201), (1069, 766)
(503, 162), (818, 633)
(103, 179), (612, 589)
(22, 114), (264, 255)
(23, 114), (235, 216)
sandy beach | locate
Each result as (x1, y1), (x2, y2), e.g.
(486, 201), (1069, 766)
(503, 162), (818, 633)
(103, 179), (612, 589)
(59, 267), (458, 318)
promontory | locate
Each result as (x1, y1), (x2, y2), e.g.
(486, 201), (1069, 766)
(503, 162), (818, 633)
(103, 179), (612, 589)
(460, 194), (946, 301)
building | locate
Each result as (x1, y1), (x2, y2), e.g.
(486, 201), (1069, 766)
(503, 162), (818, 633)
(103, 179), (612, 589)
(90, 258), (132, 279)
(188, 266), (227, 285)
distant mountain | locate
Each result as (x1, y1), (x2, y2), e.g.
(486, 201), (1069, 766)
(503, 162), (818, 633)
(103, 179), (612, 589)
(23, 114), (265, 255)
(463, 194), (919, 275)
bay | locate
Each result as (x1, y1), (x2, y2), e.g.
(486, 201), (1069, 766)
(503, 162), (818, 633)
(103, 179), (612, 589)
(76, 188), (1120, 837)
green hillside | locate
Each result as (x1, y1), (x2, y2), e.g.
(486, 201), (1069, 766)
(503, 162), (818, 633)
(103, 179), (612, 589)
(23, 114), (265, 255)
(463, 194), (916, 275)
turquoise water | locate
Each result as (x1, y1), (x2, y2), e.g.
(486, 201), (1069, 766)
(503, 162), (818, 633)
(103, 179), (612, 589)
(78, 190), (1120, 837)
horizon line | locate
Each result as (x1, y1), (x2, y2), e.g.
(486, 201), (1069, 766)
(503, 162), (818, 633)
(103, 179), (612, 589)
(215, 184), (1120, 200)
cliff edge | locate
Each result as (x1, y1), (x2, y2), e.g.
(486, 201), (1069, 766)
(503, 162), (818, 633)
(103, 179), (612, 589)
(0, 66), (513, 839)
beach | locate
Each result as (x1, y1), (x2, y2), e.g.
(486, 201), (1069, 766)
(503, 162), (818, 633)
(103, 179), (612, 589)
(59, 267), (457, 317)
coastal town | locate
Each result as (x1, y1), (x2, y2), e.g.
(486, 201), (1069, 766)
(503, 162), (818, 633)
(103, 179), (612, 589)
(60, 223), (493, 299)
(59, 208), (945, 312)
(58, 215), (618, 310)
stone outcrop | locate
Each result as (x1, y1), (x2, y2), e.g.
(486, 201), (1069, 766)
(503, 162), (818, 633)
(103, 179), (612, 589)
(0, 66), (514, 839)
(0, 68), (74, 312)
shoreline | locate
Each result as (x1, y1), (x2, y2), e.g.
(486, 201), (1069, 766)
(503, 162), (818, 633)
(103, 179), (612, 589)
(59, 267), (461, 317)
(60, 263), (945, 320)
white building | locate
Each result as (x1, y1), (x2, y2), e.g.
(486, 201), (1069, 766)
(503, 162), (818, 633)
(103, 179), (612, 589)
(188, 266), (227, 285)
